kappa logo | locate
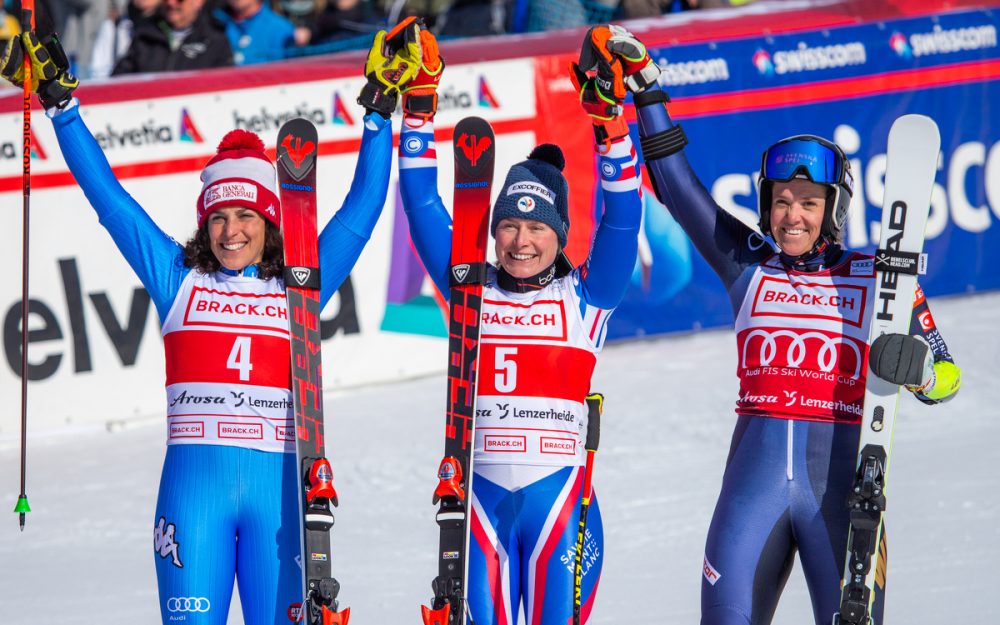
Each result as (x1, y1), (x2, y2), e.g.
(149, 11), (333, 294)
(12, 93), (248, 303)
(291, 267), (312, 286)
(452, 263), (471, 283)
(154, 516), (183, 568)
(282, 134), (316, 169)
(456, 132), (492, 167)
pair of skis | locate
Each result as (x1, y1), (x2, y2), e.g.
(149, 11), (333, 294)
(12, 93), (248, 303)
(834, 115), (941, 625)
(233, 115), (503, 625)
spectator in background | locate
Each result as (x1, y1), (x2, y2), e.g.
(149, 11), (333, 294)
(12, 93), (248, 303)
(436, 0), (506, 37)
(90, 0), (161, 79)
(216, 0), (295, 64)
(0, 0), (19, 42)
(311, 0), (382, 45)
(112, 0), (233, 74)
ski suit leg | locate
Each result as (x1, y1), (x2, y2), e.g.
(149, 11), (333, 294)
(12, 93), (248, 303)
(702, 417), (796, 625)
(154, 445), (238, 625)
(469, 465), (604, 625)
(792, 421), (886, 625)
(233, 449), (302, 625)
(469, 470), (524, 625)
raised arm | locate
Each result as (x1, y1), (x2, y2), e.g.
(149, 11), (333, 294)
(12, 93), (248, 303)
(317, 112), (393, 306)
(398, 118), (453, 297)
(319, 18), (424, 306)
(395, 20), (453, 298)
(596, 25), (770, 290)
(2, 32), (188, 318)
(52, 103), (186, 319)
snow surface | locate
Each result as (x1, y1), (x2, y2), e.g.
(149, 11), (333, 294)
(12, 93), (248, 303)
(1, 291), (998, 625)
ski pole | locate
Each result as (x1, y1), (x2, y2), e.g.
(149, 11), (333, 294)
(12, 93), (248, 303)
(572, 392), (603, 625)
(14, 0), (36, 532)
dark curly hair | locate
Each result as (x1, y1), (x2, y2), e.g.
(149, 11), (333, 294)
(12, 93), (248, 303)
(182, 221), (284, 279)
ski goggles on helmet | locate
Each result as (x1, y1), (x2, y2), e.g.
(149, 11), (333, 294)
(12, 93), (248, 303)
(760, 135), (852, 193)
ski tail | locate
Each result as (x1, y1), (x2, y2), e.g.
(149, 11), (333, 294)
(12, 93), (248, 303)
(834, 114), (940, 625)
(422, 117), (495, 625)
(277, 118), (349, 625)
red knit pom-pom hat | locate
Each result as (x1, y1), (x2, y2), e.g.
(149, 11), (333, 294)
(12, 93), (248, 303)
(197, 129), (280, 228)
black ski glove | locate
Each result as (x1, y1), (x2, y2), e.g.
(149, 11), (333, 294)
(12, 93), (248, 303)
(868, 333), (931, 387)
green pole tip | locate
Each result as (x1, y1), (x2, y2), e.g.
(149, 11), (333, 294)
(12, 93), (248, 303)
(13, 496), (31, 514)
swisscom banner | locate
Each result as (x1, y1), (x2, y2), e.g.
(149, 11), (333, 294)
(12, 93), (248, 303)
(609, 9), (1000, 338)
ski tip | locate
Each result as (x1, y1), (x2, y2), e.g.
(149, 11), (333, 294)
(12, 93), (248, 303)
(276, 118), (319, 180)
(888, 114), (941, 147)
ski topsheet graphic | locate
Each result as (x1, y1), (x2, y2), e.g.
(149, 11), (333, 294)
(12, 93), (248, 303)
(421, 117), (495, 625)
(834, 114), (940, 625)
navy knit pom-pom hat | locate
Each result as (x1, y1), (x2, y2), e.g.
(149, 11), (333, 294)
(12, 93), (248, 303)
(491, 144), (570, 247)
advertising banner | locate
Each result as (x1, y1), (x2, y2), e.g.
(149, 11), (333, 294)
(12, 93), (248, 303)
(0, 3), (995, 431)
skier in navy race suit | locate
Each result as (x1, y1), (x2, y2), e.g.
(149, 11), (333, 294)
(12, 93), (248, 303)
(589, 23), (963, 625)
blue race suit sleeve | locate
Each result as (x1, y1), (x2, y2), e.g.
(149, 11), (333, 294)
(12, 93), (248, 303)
(318, 112), (393, 307)
(50, 100), (187, 322)
(398, 118), (453, 297)
(578, 135), (642, 309)
(635, 86), (770, 291)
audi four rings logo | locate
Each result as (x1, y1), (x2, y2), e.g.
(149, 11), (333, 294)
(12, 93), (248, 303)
(741, 329), (863, 379)
(167, 597), (211, 613)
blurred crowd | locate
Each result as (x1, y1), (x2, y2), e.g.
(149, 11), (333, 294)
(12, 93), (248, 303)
(0, 0), (758, 79)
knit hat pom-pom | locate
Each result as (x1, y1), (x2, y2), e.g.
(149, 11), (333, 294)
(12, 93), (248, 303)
(216, 129), (265, 153)
(528, 144), (565, 172)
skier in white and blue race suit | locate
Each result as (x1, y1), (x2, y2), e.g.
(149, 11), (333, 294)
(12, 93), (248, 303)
(592, 25), (963, 625)
(0, 22), (424, 625)
(396, 22), (641, 625)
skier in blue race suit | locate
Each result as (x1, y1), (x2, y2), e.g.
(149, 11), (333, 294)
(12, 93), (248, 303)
(396, 22), (641, 625)
(592, 25), (963, 625)
(1, 23), (422, 625)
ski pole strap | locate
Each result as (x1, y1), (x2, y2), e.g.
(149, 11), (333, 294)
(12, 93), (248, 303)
(640, 124), (688, 161)
(449, 261), (488, 287)
(284, 265), (321, 289)
(873, 248), (926, 275)
(584, 392), (602, 452)
(633, 87), (670, 106)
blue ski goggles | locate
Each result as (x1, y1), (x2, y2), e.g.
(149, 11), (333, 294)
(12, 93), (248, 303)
(760, 135), (851, 191)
